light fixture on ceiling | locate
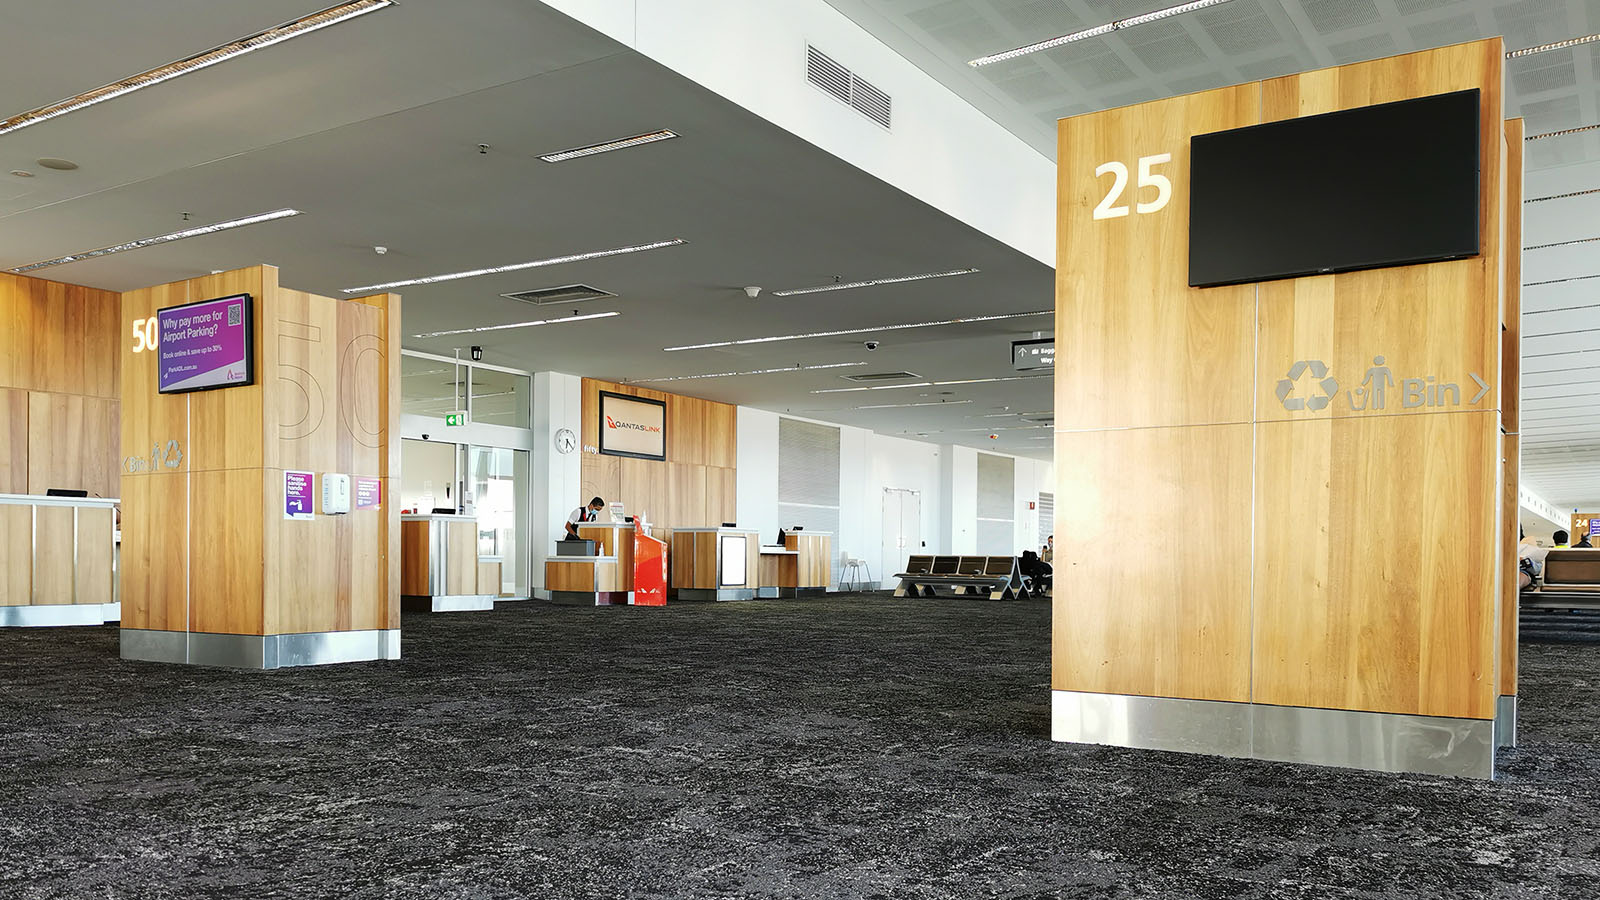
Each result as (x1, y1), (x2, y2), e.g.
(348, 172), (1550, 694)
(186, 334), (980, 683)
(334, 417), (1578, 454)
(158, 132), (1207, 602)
(36, 158), (78, 171)
(663, 309), (1052, 352)
(811, 373), (1052, 394)
(7, 208), (302, 274)
(772, 268), (981, 296)
(1526, 236), (1600, 251)
(0, 1), (393, 138)
(8, 169), (31, 178)
(1527, 187), (1600, 203)
(1506, 33), (1600, 58)
(539, 130), (678, 163)
(853, 399), (974, 410)
(626, 362), (867, 384)
(1527, 123), (1600, 141)
(412, 311), (619, 339)
(342, 238), (688, 293)
(968, 0), (1234, 67)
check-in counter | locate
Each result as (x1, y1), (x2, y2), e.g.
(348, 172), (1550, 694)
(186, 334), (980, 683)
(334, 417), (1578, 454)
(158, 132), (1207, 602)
(545, 556), (623, 606)
(400, 514), (497, 612)
(758, 546), (798, 598)
(0, 494), (120, 627)
(785, 531), (833, 594)
(577, 523), (634, 598)
(671, 527), (760, 601)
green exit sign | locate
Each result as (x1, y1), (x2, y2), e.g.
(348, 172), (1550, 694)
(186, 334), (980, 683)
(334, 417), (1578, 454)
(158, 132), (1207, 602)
(445, 411), (468, 427)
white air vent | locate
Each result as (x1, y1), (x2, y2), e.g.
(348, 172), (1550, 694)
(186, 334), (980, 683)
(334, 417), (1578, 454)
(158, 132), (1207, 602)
(807, 45), (892, 129)
(501, 284), (615, 306)
(1019, 412), (1054, 425)
(842, 371), (919, 383)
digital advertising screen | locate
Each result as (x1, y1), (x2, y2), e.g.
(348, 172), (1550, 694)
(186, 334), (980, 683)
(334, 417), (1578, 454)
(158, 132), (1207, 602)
(156, 293), (254, 394)
(598, 390), (667, 460)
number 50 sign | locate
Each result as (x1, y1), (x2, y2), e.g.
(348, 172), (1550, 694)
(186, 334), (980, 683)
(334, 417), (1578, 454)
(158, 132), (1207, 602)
(1092, 153), (1173, 220)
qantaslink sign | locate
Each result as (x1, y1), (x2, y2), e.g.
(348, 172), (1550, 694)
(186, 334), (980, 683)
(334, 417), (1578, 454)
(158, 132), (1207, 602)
(1276, 355), (1490, 412)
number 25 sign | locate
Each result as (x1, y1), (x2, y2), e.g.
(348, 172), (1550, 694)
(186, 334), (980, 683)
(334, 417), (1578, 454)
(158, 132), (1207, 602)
(1092, 153), (1173, 220)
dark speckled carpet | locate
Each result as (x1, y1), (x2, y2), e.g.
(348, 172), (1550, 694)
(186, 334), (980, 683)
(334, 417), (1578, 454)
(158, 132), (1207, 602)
(1, 596), (1598, 899)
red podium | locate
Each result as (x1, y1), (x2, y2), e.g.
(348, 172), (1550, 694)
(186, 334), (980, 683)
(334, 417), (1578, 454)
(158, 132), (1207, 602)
(632, 516), (668, 606)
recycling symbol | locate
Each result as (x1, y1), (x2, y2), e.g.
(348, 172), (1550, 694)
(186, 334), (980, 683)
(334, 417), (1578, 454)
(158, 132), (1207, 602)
(1276, 360), (1339, 411)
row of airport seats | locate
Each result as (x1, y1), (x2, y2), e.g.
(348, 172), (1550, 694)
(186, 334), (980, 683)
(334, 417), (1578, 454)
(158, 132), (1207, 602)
(1523, 550), (1600, 610)
(892, 555), (1034, 601)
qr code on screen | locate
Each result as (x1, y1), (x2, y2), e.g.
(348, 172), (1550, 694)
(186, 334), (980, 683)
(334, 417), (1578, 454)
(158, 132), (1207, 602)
(228, 303), (242, 326)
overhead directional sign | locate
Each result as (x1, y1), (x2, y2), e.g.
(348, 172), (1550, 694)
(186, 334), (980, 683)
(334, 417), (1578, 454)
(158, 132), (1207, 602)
(1012, 338), (1054, 371)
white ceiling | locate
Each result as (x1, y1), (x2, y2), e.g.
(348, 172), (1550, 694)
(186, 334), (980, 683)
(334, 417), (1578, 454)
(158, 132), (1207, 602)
(3, 1), (1598, 484)
(825, 0), (1600, 506)
(0, 0), (1055, 458)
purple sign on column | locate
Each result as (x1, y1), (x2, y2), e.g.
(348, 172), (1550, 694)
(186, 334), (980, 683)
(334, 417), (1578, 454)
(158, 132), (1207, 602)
(284, 470), (314, 520)
(157, 293), (254, 393)
(354, 477), (381, 511)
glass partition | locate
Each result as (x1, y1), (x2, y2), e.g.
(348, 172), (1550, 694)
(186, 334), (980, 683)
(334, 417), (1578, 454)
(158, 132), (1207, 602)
(401, 355), (464, 419)
(469, 367), (531, 428)
(400, 438), (459, 513)
(465, 445), (529, 596)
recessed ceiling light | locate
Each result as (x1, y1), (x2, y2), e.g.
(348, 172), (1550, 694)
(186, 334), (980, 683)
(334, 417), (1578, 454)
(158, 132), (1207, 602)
(342, 238), (687, 293)
(1506, 33), (1600, 58)
(411, 311), (619, 339)
(36, 158), (78, 171)
(626, 362), (866, 384)
(0, 1), (393, 138)
(7, 208), (302, 274)
(539, 130), (678, 163)
(811, 373), (1051, 394)
(663, 309), (1051, 352)
(772, 268), (980, 296)
(9, 170), (31, 178)
(968, 0), (1234, 67)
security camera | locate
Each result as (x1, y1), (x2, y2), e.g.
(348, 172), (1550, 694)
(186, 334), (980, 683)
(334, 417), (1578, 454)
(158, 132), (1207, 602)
(470, 345), (483, 362)
(864, 340), (880, 351)
(743, 286), (761, 299)
(421, 433), (430, 441)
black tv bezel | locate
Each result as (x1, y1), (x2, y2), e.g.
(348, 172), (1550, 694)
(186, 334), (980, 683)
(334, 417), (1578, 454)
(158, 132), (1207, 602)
(597, 390), (668, 462)
(154, 292), (256, 394)
(1187, 88), (1481, 289)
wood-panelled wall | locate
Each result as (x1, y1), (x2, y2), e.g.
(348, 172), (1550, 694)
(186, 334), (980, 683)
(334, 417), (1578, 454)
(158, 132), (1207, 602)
(0, 272), (122, 497)
(578, 379), (736, 544)
(120, 265), (400, 636)
(1054, 40), (1511, 720)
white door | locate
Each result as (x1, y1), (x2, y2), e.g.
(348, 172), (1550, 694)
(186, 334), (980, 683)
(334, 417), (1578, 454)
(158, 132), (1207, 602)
(881, 488), (922, 588)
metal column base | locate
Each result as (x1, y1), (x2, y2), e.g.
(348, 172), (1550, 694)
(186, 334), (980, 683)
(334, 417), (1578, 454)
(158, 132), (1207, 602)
(550, 591), (616, 606)
(120, 628), (401, 669)
(677, 588), (757, 602)
(1051, 690), (1496, 779)
(1495, 694), (1517, 749)
(757, 586), (795, 599)
(402, 594), (496, 613)
(796, 587), (827, 598)
(0, 602), (121, 627)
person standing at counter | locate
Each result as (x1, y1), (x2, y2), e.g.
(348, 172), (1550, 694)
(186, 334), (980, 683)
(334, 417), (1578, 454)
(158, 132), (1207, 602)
(564, 497), (606, 539)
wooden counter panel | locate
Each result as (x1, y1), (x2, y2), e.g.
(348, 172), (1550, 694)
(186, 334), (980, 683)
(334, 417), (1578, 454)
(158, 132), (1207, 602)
(0, 505), (31, 606)
(1055, 83), (1259, 430)
(1253, 411), (1498, 719)
(785, 533), (833, 588)
(1052, 425), (1253, 702)
(31, 506), (75, 605)
(577, 524), (633, 589)
(77, 506), (114, 606)
(445, 520), (477, 596)
(400, 519), (430, 596)
(545, 559), (617, 592)
(478, 560), (503, 597)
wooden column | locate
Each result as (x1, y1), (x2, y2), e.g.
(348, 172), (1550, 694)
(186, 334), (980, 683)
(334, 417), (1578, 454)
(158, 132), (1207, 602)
(1053, 41), (1512, 777)
(119, 265), (401, 668)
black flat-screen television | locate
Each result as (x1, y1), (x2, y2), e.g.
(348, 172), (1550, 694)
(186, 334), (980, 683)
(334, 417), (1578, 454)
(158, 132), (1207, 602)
(1189, 88), (1480, 288)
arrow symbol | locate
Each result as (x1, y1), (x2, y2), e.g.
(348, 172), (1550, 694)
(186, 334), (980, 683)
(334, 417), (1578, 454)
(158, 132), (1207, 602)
(1468, 372), (1489, 404)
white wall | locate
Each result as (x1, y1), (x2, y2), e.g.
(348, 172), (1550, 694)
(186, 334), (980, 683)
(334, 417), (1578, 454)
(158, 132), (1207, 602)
(735, 406), (781, 542)
(866, 434), (943, 587)
(537, 0), (1055, 266)
(531, 371), (583, 598)
(1014, 457), (1055, 557)
(946, 445), (978, 555)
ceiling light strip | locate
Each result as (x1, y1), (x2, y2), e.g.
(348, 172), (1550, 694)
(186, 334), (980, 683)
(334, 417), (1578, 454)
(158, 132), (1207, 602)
(1526, 123), (1600, 141)
(1525, 273), (1600, 288)
(968, 0), (1233, 66)
(1527, 187), (1600, 203)
(852, 400), (974, 411)
(664, 309), (1051, 352)
(1526, 235), (1600, 251)
(626, 362), (866, 384)
(343, 239), (687, 292)
(412, 311), (618, 339)
(1506, 33), (1600, 58)
(773, 268), (980, 297)
(539, 130), (678, 163)
(811, 373), (1052, 394)
(0, 1), (392, 137)
(8, 208), (302, 273)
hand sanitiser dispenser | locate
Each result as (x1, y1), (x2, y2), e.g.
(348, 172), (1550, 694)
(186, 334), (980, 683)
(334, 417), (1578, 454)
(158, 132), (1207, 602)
(321, 473), (351, 515)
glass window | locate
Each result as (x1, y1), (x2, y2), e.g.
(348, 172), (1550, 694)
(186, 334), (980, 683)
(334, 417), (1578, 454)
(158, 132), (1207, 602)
(469, 367), (531, 428)
(466, 445), (529, 596)
(401, 355), (464, 419)
(400, 438), (459, 514)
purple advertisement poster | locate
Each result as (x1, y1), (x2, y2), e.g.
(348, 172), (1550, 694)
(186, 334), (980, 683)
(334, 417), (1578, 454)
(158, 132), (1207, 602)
(284, 470), (314, 521)
(157, 293), (253, 393)
(355, 477), (381, 511)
